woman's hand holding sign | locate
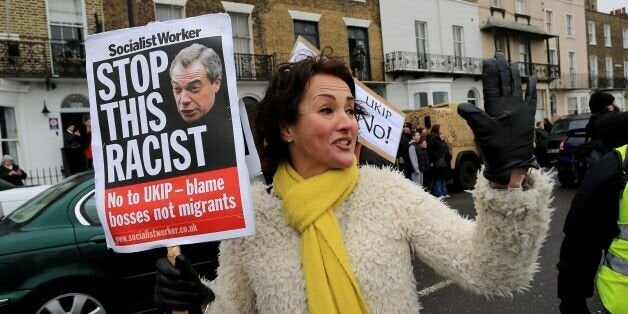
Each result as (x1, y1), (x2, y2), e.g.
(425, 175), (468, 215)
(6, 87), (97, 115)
(155, 254), (214, 313)
(458, 52), (539, 188)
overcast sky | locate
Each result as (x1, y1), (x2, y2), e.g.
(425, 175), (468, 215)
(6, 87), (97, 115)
(596, 0), (626, 14)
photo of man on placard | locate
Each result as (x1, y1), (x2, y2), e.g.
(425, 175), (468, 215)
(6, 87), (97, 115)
(170, 43), (223, 123)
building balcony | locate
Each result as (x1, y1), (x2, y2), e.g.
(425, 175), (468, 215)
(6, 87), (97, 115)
(384, 51), (483, 77)
(549, 73), (589, 89)
(234, 53), (274, 81)
(517, 62), (560, 82)
(590, 76), (628, 90)
(0, 36), (85, 78)
(0, 37), (274, 81)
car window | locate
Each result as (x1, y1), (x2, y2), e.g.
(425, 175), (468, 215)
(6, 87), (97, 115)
(3, 172), (92, 227)
(551, 118), (589, 135)
(78, 191), (101, 226)
(569, 119), (589, 131)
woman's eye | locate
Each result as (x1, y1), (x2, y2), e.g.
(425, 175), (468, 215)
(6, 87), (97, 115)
(320, 107), (333, 114)
(346, 108), (356, 116)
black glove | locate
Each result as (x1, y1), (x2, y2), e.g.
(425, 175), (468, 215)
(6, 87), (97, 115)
(154, 254), (215, 313)
(458, 52), (539, 185)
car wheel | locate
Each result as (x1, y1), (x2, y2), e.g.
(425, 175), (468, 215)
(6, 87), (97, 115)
(456, 159), (479, 190)
(28, 288), (109, 314)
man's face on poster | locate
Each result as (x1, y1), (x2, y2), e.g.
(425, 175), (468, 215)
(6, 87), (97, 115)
(171, 60), (222, 123)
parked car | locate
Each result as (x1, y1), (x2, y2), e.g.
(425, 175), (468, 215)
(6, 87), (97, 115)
(546, 113), (591, 165)
(0, 172), (219, 313)
(0, 184), (51, 217)
(557, 128), (588, 186)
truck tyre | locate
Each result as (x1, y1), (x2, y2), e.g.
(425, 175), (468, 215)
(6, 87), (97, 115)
(456, 159), (479, 190)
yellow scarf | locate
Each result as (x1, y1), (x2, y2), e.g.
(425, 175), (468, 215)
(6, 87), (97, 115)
(273, 161), (368, 314)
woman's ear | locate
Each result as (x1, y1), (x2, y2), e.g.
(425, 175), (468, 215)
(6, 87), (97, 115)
(279, 124), (294, 143)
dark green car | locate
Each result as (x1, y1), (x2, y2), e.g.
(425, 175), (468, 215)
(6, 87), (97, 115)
(0, 172), (219, 313)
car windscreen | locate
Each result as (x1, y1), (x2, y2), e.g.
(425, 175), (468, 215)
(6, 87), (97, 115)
(551, 118), (589, 135)
(2, 172), (92, 227)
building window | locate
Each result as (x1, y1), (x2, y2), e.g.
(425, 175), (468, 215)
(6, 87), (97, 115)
(47, 0), (85, 76)
(515, 0), (525, 14)
(348, 27), (370, 80)
(228, 12), (251, 54)
(603, 24), (611, 46)
(415, 21), (428, 57)
(625, 60), (628, 81)
(566, 14), (574, 37)
(590, 55), (598, 88)
(414, 92), (429, 108)
(606, 56), (613, 88)
(588, 21), (596, 44)
(624, 29), (628, 49)
(467, 89), (478, 106)
(518, 39), (529, 64)
(545, 10), (554, 34)
(550, 94), (557, 114)
(433, 92), (448, 104)
(155, 4), (184, 21)
(549, 48), (557, 65)
(452, 25), (464, 69)
(580, 96), (589, 113)
(294, 20), (319, 48)
(0, 107), (18, 162)
(568, 51), (576, 88)
(490, 0), (501, 8)
(495, 35), (506, 53)
(567, 97), (577, 114)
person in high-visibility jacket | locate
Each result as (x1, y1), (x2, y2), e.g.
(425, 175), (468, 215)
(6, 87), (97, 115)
(558, 94), (628, 313)
(595, 145), (628, 314)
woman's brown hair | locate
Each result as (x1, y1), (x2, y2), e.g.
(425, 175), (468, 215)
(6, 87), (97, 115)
(254, 48), (365, 181)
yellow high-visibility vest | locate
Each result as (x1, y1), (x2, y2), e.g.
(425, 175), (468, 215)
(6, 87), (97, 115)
(596, 144), (628, 314)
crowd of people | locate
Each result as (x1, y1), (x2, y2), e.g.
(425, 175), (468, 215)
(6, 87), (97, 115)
(388, 122), (453, 198)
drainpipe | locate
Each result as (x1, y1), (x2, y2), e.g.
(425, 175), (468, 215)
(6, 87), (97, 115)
(127, 0), (134, 27)
(5, 0), (10, 37)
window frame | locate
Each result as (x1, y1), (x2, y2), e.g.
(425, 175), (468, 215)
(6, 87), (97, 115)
(452, 25), (464, 58)
(293, 20), (320, 48)
(545, 10), (554, 34)
(415, 20), (428, 56)
(565, 14), (574, 37)
(515, 0), (525, 14)
(603, 24), (611, 47)
(588, 21), (596, 45)
(154, 3), (185, 22)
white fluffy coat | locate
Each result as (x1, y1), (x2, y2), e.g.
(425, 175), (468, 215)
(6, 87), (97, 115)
(205, 166), (553, 313)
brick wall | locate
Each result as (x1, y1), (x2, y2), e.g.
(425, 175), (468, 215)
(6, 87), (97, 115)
(585, 9), (628, 81)
(0, 0), (48, 37)
(102, 0), (384, 80)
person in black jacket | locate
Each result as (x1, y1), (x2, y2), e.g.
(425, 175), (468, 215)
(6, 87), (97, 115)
(396, 122), (413, 179)
(427, 124), (451, 198)
(0, 154), (26, 186)
(557, 92), (628, 313)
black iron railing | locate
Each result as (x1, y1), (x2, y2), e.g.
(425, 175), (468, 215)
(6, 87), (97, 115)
(549, 72), (590, 89)
(0, 36), (85, 77)
(384, 51), (483, 75)
(0, 37), (274, 81)
(517, 62), (560, 81)
(233, 53), (274, 81)
(591, 76), (628, 90)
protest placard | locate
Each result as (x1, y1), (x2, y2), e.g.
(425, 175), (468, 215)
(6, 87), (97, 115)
(86, 13), (255, 253)
(289, 37), (405, 162)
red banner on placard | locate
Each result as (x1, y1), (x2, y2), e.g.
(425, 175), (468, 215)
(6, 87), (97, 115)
(105, 167), (244, 246)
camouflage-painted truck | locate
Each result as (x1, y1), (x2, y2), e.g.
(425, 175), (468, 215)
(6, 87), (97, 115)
(404, 103), (481, 190)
